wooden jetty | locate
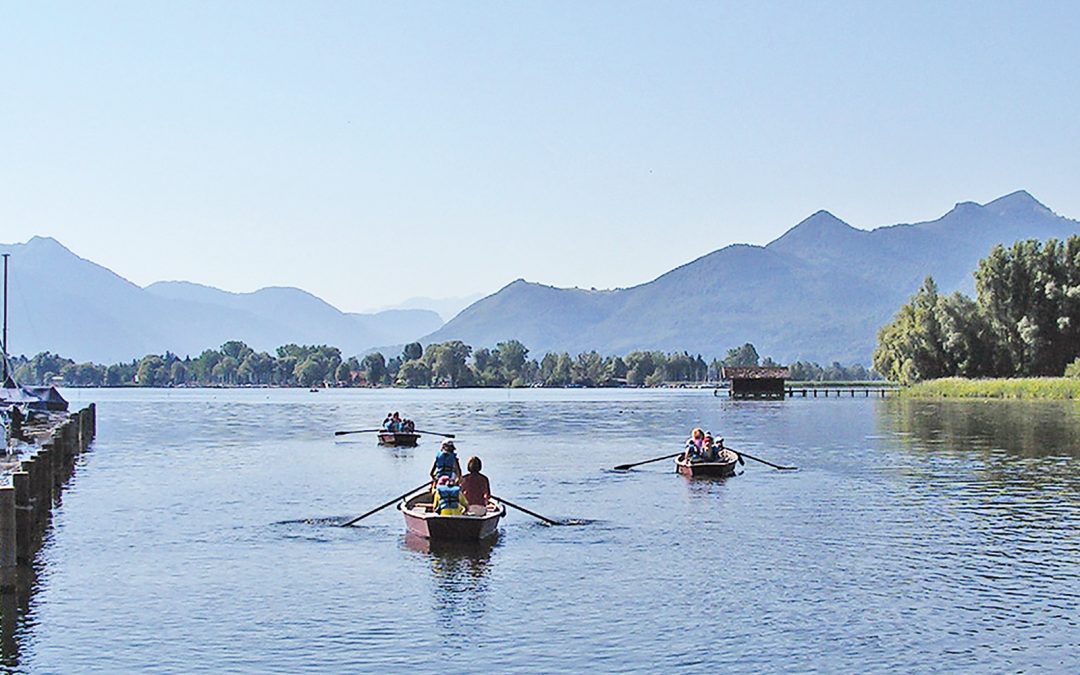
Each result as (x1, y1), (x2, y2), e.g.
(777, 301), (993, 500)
(784, 386), (897, 398)
(1, 404), (96, 593)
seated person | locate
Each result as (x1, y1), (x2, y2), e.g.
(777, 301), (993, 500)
(684, 427), (706, 462)
(382, 412), (394, 430)
(715, 438), (739, 464)
(430, 439), (463, 484)
(389, 412), (403, 432)
(433, 476), (466, 515)
(459, 456), (491, 515)
(702, 433), (718, 462)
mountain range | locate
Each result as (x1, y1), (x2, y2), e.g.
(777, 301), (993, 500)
(0, 237), (442, 363)
(421, 191), (1079, 363)
(4, 190), (1076, 365)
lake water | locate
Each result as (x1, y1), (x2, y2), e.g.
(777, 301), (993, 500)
(4, 388), (1079, 673)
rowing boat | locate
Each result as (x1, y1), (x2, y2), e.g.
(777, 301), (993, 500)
(399, 489), (505, 541)
(378, 431), (420, 447)
(674, 453), (738, 478)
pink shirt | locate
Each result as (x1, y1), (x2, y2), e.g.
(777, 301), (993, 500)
(459, 473), (491, 507)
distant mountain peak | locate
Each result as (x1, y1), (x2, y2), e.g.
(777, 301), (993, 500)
(766, 209), (860, 256)
(984, 189), (1051, 215)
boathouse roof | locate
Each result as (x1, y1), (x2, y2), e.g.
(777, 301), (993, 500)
(721, 366), (790, 380)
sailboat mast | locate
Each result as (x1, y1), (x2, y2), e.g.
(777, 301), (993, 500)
(2, 253), (8, 381)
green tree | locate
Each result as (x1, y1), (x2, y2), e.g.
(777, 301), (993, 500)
(403, 342), (423, 361)
(361, 352), (387, 385)
(397, 360), (431, 387)
(723, 343), (760, 367)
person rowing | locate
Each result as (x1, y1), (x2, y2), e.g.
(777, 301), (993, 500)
(684, 427), (706, 462)
(430, 439), (463, 484)
(459, 456), (491, 515)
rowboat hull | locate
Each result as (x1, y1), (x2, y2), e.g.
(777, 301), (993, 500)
(378, 432), (420, 447)
(675, 456), (737, 478)
(400, 491), (504, 541)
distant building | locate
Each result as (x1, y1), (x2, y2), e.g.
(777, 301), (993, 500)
(722, 366), (789, 400)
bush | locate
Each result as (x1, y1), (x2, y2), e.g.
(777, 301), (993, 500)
(1066, 358), (1080, 378)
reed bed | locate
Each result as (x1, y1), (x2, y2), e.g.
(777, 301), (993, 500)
(903, 377), (1080, 400)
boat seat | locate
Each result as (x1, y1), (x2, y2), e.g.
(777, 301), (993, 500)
(466, 504), (487, 516)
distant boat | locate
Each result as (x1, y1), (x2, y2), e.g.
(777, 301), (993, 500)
(674, 454), (738, 478)
(378, 431), (420, 447)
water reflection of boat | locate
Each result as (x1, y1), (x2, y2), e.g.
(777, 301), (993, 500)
(403, 531), (499, 557)
(378, 431), (420, 447)
(675, 455), (737, 478)
(399, 489), (504, 541)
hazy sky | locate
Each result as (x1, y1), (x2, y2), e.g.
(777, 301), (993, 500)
(3, 1), (1078, 312)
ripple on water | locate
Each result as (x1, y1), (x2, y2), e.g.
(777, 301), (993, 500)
(10, 390), (1080, 672)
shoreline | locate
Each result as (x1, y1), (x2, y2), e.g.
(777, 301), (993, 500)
(902, 377), (1080, 400)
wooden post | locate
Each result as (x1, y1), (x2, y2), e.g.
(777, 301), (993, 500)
(0, 487), (16, 593)
(89, 402), (97, 440)
(11, 472), (32, 566)
(37, 448), (55, 507)
(20, 459), (39, 524)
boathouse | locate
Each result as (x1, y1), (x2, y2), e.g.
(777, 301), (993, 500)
(722, 366), (789, 400)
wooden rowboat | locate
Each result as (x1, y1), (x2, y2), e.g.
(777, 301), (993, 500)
(675, 454), (738, 478)
(399, 489), (505, 541)
(378, 431), (420, 447)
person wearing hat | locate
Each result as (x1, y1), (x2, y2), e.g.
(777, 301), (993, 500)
(433, 475), (466, 515)
(430, 439), (463, 484)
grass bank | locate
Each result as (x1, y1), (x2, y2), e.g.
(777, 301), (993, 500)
(903, 377), (1080, 400)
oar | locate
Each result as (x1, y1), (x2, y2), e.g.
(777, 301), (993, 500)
(334, 428), (383, 436)
(340, 482), (429, 527)
(414, 429), (456, 438)
(613, 452), (683, 471)
(493, 495), (562, 526)
(730, 448), (797, 471)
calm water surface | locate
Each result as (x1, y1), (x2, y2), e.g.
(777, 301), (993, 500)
(4, 388), (1078, 673)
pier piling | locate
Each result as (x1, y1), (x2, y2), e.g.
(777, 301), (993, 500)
(1, 405), (96, 578)
(0, 487), (16, 593)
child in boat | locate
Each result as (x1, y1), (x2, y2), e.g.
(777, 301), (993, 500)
(433, 476), (466, 515)
(702, 432), (718, 462)
(430, 439), (463, 484)
(684, 427), (706, 462)
(459, 456), (491, 516)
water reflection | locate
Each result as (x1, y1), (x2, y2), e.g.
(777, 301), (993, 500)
(1, 566), (37, 669)
(402, 534), (496, 628)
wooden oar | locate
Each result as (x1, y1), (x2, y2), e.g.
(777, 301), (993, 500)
(613, 452), (683, 471)
(493, 495), (562, 526)
(730, 448), (797, 471)
(340, 482), (429, 527)
(334, 428), (383, 436)
(415, 429), (456, 438)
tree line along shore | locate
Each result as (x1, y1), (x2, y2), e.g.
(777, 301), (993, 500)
(8, 341), (875, 389)
(875, 235), (1080, 399)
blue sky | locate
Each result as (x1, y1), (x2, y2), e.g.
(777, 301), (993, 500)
(2, 1), (1078, 312)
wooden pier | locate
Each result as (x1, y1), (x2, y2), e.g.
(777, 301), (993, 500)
(785, 386), (897, 398)
(715, 386), (898, 399)
(1, 403), (96, 656)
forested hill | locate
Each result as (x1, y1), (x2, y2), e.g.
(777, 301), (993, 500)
(0, 237), (443, 363)
(422, 191), (1080, 363)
